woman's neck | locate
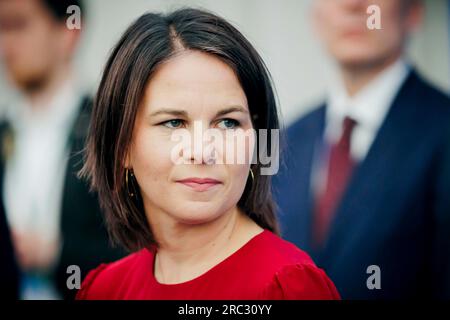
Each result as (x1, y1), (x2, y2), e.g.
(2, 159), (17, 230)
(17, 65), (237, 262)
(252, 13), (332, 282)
(151, 207), (263, 284)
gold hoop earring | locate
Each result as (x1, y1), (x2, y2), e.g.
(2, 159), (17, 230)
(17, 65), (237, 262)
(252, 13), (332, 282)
(125, 168), (135, 197)
(249, 168), (255, 184)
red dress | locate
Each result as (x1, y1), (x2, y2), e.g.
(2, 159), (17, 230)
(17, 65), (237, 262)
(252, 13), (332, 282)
(76, 230), (340, 300)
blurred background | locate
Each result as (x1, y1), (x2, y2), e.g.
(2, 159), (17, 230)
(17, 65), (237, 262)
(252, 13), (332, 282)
(1, 0), (449, 124)
(0, 0), (449, 300)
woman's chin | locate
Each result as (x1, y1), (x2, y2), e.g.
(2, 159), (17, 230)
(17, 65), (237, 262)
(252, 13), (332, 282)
(171, 205), (223, 225)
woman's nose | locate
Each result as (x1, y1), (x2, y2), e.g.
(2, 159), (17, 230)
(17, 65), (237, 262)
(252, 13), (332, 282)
(183, 121), (219, 165)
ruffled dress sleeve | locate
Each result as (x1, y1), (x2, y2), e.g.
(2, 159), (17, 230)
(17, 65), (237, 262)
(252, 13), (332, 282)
(260, 263), (341, 300)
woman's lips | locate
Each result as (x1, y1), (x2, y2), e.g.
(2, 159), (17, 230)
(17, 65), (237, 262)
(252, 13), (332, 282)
(176, 177), (222, 192)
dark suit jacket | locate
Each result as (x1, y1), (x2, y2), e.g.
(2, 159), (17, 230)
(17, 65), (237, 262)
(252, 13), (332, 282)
(0, 97), (124, 300)
(273, 70), (450, 299)
(0, 174), (19, 299)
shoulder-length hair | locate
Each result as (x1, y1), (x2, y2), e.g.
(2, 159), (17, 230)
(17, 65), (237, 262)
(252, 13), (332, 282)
(81, 8), (281, 252)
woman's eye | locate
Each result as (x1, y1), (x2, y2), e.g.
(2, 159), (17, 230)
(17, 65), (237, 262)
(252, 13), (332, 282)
(217, 119), (240, 130)
(162, 119), (184, 128)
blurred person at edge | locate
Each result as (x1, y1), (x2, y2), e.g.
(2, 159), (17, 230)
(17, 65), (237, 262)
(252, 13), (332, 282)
(0, 171), (18, 299)
(273, 0), (450, 299)
(0, 0), (124, 299)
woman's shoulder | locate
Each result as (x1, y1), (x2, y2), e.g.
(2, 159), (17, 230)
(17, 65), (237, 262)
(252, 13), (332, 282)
(76, 249), (151, 300)
(254, 230), (316, 267)
(252, 230), (341, 300)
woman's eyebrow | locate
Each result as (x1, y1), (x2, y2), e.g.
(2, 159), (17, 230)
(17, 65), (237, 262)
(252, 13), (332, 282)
(215, 106), (248, 117)
(149, 106), (248, 118)
(149, 108), (188, 117)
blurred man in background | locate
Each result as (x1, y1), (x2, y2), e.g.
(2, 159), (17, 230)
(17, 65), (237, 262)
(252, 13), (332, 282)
(274, 0), (450, 299)
(0, 0), (123, 299)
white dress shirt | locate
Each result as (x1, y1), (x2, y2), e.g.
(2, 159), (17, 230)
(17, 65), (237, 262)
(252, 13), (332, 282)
(325, 59), (410, 161)
(2, 77), (82, 299)
(311, 59), (410, 197)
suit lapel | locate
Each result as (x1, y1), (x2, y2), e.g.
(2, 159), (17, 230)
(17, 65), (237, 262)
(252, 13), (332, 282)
(60, 96), (91, 222)
(66, 96), (91, 153)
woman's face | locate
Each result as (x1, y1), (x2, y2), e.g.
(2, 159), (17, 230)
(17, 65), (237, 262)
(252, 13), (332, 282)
(128, 50), (255, 227)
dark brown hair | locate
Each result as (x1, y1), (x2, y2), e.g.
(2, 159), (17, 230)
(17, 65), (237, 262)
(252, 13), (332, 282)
(81, 8), (281, 252)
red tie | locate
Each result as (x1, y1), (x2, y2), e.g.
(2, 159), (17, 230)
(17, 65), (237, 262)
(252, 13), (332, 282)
(313, 116), (357, 247)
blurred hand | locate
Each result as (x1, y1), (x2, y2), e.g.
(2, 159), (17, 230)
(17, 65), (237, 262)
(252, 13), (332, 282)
(12, 230), (59, 272)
